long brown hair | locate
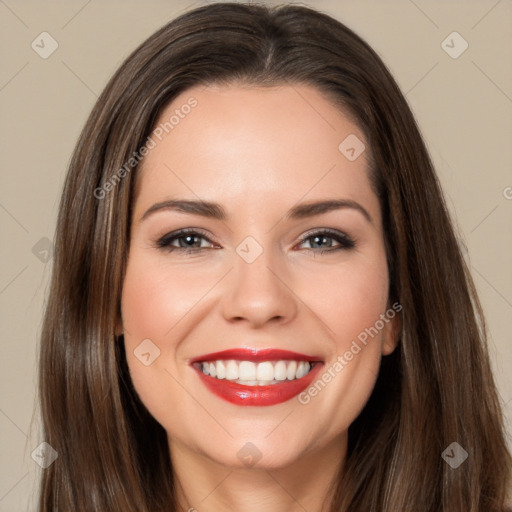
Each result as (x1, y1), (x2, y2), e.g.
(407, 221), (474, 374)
(38, 2), (511, 510)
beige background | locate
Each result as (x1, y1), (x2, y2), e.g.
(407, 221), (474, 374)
(0, 0), (511, 509)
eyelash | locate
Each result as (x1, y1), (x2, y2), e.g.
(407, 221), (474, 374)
(155, 228), (356, 255)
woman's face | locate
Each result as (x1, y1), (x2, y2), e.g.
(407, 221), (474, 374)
(120, 83), (398, 471)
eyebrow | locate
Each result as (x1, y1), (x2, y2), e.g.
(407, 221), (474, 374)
(140, 198), (372, 224)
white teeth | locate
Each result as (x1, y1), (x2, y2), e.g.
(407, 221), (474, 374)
(225, 360), (239, 380)
(239, 361), (256, 380)
(216, 360), (226, 379)
(199, 359), (314, 384)
(274, 360), (287, 380)
(286, 361), (297, 380)
(256, 361), (274, 381)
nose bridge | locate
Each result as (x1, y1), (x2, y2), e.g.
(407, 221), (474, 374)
(221, 235), (297, 326)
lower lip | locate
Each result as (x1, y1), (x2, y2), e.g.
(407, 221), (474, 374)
(194, 363), (324, 406)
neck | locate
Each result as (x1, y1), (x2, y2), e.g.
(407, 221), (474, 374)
(170, 434), (346, 512)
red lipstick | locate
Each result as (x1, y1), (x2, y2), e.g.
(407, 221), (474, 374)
(190, 348), (322, 364)
(190, 348), (324, 406)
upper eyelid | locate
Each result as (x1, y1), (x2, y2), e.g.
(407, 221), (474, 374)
(156, 228), (217, 246)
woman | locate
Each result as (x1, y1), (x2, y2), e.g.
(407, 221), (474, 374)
(38, 2), (511, 510)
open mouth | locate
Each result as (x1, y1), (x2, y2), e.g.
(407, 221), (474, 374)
(194, 359), (318, 385)
(190, 348), (324, 406)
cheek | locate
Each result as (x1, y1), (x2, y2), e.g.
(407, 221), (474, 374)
(120, 253), (224, 432)
(121, 254), (216, 342)
(120, 257), (181, 409)
(299, 252), (389, 346)
(294, 253), (390, 422)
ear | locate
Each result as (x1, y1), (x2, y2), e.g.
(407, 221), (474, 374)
(381, 302), (402, 356)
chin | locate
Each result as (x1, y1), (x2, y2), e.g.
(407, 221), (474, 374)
(198, 433), (314, 471)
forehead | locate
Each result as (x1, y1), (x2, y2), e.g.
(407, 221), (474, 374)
(133, 83), (379, 225)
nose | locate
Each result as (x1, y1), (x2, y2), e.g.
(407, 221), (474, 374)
(220, 244), (298, 328)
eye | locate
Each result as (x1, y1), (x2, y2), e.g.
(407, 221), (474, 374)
(155, 229), (217, 254)
(155, 228), (355, 255)
(296, 229), (355, 253)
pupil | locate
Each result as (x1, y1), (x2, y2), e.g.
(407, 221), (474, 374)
(183, 235), (198, 247)
(313, 236), (328, 248)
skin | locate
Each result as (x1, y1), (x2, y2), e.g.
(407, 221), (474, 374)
(119, 83), (400, 512)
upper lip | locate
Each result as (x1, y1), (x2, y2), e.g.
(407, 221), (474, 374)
(190, 348), (323, 364)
